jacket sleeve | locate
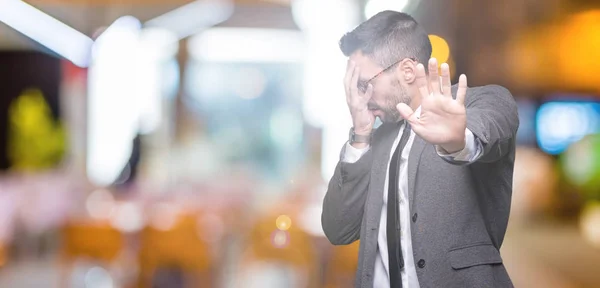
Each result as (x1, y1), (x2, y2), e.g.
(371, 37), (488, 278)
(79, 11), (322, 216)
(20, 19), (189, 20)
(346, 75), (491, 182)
(461, 84), (519, 164)
(321, 143), (373, 245)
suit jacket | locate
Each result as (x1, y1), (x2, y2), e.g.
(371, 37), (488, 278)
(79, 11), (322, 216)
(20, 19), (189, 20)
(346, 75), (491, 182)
(322, 84), (519, 288)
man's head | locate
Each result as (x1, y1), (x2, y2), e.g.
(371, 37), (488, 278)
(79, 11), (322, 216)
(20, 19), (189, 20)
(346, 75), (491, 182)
(340, 11), (432, 123)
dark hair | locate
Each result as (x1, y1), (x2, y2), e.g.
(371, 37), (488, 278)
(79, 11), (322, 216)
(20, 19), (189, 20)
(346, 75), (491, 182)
(339, 11), (432, 71)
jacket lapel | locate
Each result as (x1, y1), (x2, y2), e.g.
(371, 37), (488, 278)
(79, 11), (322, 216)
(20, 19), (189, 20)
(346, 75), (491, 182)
(366, 122), (428, 220)
(368, 123), (402, 208)
(408, 135), (427, 206)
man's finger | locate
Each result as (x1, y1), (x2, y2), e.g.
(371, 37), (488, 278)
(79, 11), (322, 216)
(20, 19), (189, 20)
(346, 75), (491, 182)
(415, 63), (430, 99)
(440, 63), (452, 98)
(428, 58), (441, 95)
(397, 103), (424, 139)
(396, 103), (416, 122)
(350, 65), (360, 96)
(456, 74), (468, 105)
(364, 83), (374, 100)
(344, 60), (355, 98)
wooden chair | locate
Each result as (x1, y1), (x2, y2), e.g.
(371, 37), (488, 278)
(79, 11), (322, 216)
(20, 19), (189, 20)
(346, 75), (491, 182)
(137, 213), (215, 288)
(323, 240), (360, 288)
(60, 221), (125, 287)
(0, 241), (6, 268)
(237, 211), (319, 288)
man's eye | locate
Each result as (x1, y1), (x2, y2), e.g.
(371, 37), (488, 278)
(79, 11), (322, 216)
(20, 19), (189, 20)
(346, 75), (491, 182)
(357, 82), (368, 92)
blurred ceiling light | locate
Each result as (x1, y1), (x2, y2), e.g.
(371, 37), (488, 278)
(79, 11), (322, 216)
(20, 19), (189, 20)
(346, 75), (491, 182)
(188, 28), (305, 63)
(138, 27), (179, 61)
(144, 0), (233, 40)
(291, 0), (359, 33)
(135, 27), (178, 135)
(0, 0), (93, 67)
(87, 16), (142, 186)
(429, 34), (450, 65)
(291, 0), (360, 182)
(364, 0), (413, 19)
(94, 16), (141, 46)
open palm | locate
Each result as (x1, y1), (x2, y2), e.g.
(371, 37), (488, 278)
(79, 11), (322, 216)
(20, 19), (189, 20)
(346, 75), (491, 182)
(397, 58), (468, 151)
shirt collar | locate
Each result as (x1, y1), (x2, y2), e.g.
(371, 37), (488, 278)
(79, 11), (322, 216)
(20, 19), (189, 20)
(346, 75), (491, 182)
(415, 106), (422, 118)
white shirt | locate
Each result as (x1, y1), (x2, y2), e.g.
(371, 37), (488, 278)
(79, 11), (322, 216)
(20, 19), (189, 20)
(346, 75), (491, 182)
(342, 107), (482, 288)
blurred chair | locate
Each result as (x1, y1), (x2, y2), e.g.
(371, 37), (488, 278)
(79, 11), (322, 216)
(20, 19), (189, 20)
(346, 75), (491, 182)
(61, 221), (124, 261)
(0, 241), (6, 268)
(137, 212), (215, 288)
(323, 240), (360, 288)
(237, 211), (319, 288)
(60, 221), (125, 287)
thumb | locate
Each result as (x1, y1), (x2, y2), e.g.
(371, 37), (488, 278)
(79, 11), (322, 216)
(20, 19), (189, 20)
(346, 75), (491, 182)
(396, 103), (415, 121)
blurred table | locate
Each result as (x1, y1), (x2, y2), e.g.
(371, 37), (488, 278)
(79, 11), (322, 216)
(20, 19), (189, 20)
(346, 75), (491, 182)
(502, 220), (600, 288)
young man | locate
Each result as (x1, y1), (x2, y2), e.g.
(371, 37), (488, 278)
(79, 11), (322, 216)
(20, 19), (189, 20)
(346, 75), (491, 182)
(322, 11), (518, 288)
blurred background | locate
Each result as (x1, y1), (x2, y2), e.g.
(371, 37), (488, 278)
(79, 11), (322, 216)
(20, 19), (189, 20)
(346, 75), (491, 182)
(0, 0), (599, 287)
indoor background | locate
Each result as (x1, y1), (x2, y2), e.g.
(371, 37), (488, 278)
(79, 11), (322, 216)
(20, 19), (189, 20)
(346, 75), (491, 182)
(0, 0), (599, 287)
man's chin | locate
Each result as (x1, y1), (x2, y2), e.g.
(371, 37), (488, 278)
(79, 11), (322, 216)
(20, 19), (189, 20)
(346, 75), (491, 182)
(379, 114), (402, 124)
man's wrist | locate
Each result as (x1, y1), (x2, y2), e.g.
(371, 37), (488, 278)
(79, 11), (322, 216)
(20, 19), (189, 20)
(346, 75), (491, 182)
(349, 127), (372, 147)
(439, 136), (466, 154)
(353, 126), (372, 136)
(350, 142), (370, 149)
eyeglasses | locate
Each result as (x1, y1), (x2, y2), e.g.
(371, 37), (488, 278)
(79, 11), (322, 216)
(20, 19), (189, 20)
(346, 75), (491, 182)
(357, 57), (417, 94)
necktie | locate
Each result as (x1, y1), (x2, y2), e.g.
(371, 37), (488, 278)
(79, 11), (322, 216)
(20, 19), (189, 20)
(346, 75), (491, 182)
(387, 121), (412, 288)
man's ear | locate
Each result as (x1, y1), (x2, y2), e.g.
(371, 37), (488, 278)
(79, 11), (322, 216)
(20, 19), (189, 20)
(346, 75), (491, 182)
(398, 58), (417, 84)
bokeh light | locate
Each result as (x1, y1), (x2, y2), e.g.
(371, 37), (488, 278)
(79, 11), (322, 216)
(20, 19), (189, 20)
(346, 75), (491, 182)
(562, 134), (600, 198)
(86, 189), (116, 220)
(271, 230), (290, 248)
(275, 215), (292, 231)
(231, 67), (267, 100)
(580, 201), (600, 249)
(109, 202), (144, 233)
(536, 102), (600, 155)
(84, 266), (114, 288)
(2, 2), (600, 287)
(149, 202), (179, 231)
(557, 10), (600, 92)
(428, 34), (450, 65)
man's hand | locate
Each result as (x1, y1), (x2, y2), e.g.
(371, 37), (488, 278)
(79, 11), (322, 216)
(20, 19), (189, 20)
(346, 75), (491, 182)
(396, 58), (468, 153)
(345, 60), (375, 148)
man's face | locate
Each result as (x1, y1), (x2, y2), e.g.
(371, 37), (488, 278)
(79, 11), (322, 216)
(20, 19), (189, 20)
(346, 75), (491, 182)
(349, 51), (412, 123)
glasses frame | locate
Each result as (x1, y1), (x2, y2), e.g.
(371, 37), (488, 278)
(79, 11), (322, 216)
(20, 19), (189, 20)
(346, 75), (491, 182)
(357, 57), (417, 94)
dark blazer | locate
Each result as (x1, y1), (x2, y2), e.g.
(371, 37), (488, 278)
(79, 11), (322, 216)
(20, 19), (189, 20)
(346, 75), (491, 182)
(322, 84), (519, 287)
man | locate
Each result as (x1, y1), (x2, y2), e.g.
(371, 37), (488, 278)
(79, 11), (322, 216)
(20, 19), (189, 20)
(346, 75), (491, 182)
(321, 11), (519, 288)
